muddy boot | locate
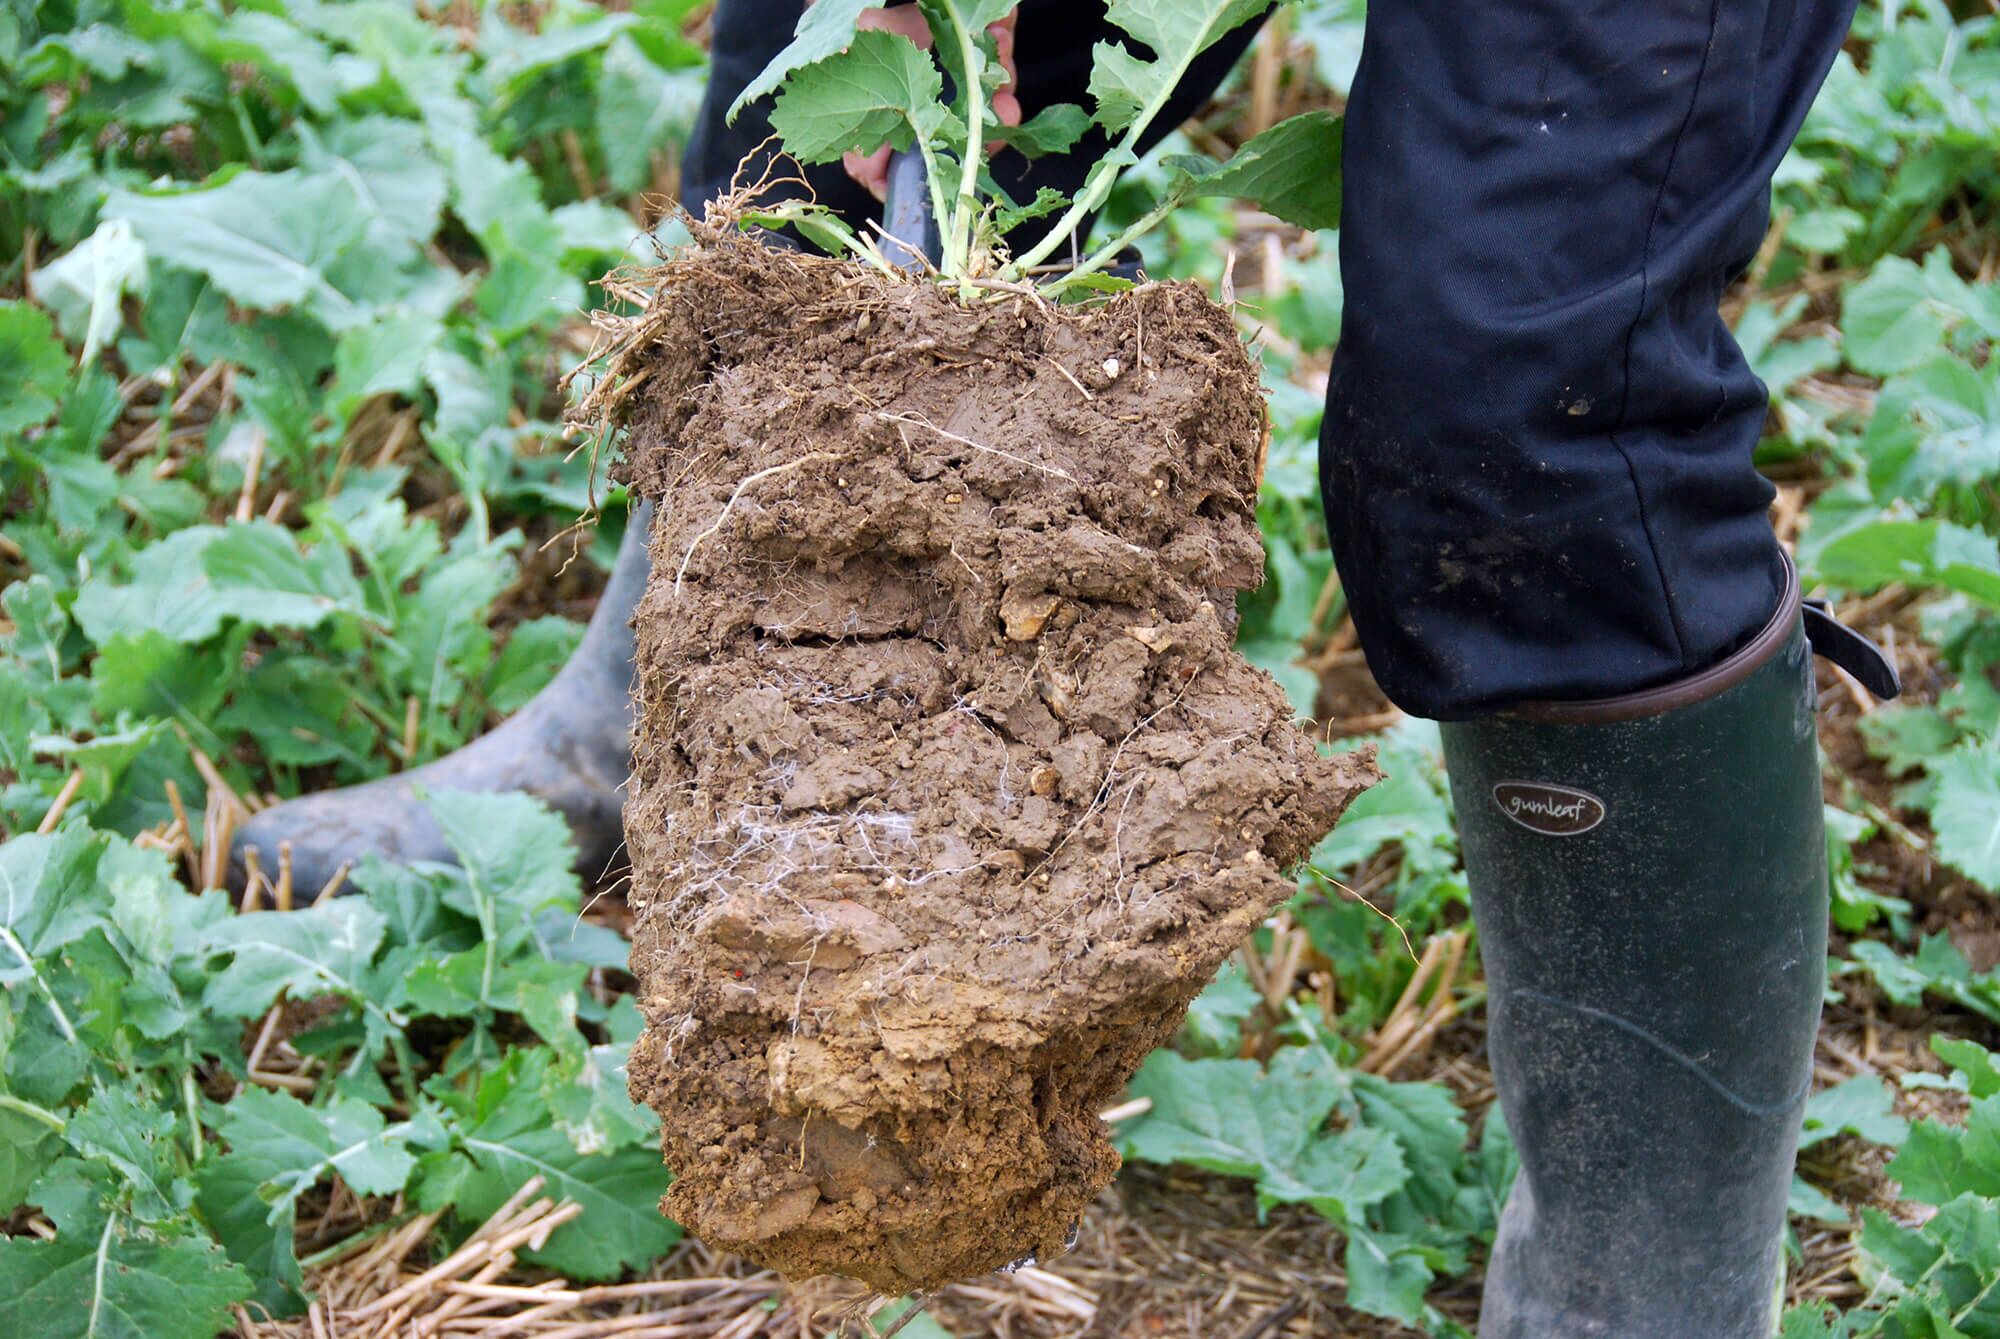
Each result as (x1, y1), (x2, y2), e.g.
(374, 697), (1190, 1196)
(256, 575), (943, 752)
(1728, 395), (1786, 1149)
(1438, 561), (1895, 1338)
(229, 502), (652, 897)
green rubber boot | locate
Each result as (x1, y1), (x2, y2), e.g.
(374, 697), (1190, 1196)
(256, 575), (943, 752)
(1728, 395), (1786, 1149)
(1441, 561), (1894, 1337)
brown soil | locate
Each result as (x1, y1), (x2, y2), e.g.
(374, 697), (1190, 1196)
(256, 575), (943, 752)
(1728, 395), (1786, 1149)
(586, 226), (1374, 1294)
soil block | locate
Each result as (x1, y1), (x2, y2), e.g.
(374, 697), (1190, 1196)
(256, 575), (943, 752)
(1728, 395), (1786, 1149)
(590, 227), (1376, 1293)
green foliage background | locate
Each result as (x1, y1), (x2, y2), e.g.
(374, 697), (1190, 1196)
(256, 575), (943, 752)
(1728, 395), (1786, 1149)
(2, 1), (1999, 1336)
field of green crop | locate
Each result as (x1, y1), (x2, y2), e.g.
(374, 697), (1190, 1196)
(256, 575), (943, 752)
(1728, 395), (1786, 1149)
(2, 2), (1998, 1336)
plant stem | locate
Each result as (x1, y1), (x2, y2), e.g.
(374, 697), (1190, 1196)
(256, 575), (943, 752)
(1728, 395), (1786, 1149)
(0, 922), (80, 1046)
(183, 1066), (205, 1163)
(1039, 194), (1180, 298)
(1000, 12), (1244, 281)
(89, 1213), (116, 1334)
(299, 1213), (414, 1269)
(945, 11), (985, 278)
(0, 1092), (66, 1133)
(1005, 156), (1119, 279)
(1957, 1274), (2000, 1329)
(914, 139), (955, 253)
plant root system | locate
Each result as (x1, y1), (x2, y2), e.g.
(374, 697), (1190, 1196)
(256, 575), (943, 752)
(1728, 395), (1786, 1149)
(584, 219), (1374, 1294)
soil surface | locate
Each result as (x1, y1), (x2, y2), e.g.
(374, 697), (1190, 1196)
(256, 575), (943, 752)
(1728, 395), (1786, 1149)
(597, 230), (1374, 1293)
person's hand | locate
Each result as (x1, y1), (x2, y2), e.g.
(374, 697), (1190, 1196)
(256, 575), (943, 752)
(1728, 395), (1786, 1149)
(838, 4), (1022, 200)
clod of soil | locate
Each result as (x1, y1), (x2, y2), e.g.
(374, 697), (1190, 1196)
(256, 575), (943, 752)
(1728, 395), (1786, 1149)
(585, 222), (1375, 1294)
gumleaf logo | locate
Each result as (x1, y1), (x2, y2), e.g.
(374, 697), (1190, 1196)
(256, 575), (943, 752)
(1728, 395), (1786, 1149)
(1491, 781), (1606, 837)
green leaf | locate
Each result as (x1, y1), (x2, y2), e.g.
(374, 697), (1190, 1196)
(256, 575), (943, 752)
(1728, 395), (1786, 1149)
(1350, 1072), (1469, 1206)
(436, 124), (558, 258)
(1930, 1193), (2000, 1274)
(1861, 705), (1962, 777)
(914, 0), (1022, 141)
(768, 29), (948, 165)
(198, 900), (392, 1022)
(0, 1215), (252, 1339)
(19, 366), (123, 534)
(215, 657), (374, 772)
(28, 221), (148, 367)
(445, 1123), (670, 1265)
(64, 1087), (185, 1224)
(540, 912), (633, 972)
(1811, 519), (2000, 611)
(1788, 1173), (1851, 1224)
(0, 301), (71, 434)
(22, 24), (154, 81)
(1265, 1125), (1408, 1221)
(0, 829), (110, 965)
(425, 789), (581, 947)
(199, 522), (372, 634)
(31, 719), (175, 810)
(447, 1065), (680, 1278)
(992, 185), (1071, 237)
(424, 346), (512, 444)
(1088, 0), (1272, 134)
(556, 198), (639, 261)
(327, 315), (445, 421)
(400, 948), (587, 1048)
(104, 172), (377, 331)
(1121, 1047), (1344, 1184)
(991, 104), (1090, 157)
(1842, 251), (2000, 377)
(91, 630), (235, 727)
(1310, 726), (1455, 873)
(300, 117), (450, 251)
(1734, 296), (1837, 396)
(596, 36), (705, 195)
(476, 8), (636, 93)
(1476, 1105), (1519, 1216)
(1798, 1076), (1910, 1151)
(475, 252), (583, 340)
(1087, 41), (1156, 134)
(1825, 803), (1910, 936)
(1970, 1095), (2000, 1186)
(1888, 1115), (2000, 1206)
(729, 0), (889, 121)
(486, 617), (585, 715)
(1343, 1223), (1436, 1326)
(1861, 356), (2000, 507)
(1779, 1303), (1854, 1339)
(1934, 1037), (2000, 1100)
(0, 1083), (60, 1195)
(1179, 961), (1260, 1057)
(6, 1005), (91, 1113)
(213, 11), (341, 115)
(1928, 746), (2000, 891)
(213, 1087), (418, 1205)
(1847, 935), (2000, 1026)
(868, 1298), (957, 1338)
(24, 1157), (120, 1237)
(1861, 1204), (1943, 1284)
(1843, 258), (1952, 375)
(1178, 111), (1343, 231)
(3, 575), (72, 681)
(192, 1151), (303, 1320)
(551, 1040), (659, 1151)
(196, 1085), (417, 1315)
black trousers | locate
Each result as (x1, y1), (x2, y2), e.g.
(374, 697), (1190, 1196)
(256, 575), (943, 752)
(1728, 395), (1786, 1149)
(685, 0), (1857, 720)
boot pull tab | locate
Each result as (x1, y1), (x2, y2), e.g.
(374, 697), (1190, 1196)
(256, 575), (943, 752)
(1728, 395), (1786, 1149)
(1803, 600), (1901, 700)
